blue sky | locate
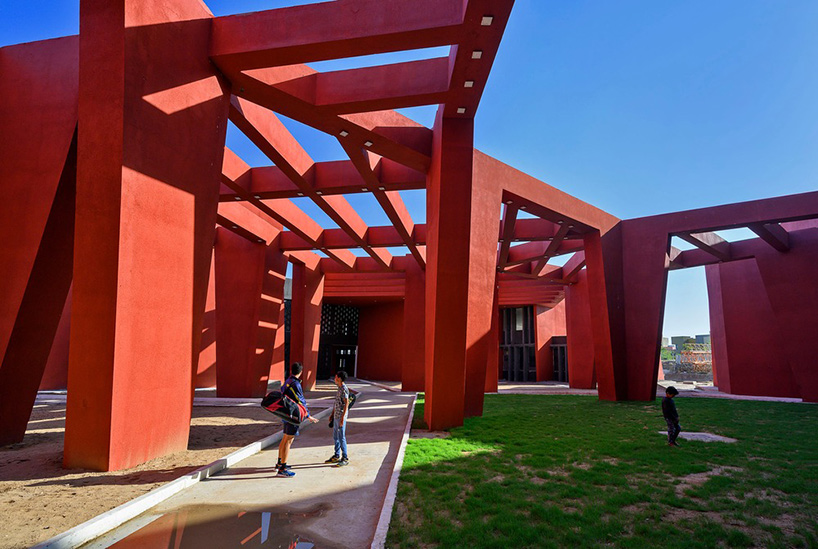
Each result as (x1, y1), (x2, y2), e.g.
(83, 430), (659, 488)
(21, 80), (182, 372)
(3, 0), (817, 336)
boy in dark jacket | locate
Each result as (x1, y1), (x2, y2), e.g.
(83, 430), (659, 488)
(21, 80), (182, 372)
(662, 386), (681, 447)
(276, 362), (318, 477)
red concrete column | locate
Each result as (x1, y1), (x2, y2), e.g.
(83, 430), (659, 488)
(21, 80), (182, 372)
(402, 261), (426, 392)
(40, 287), (73, 391)
(484, 281), (500, 393)
(705, 264), (729, 393)
(705, 259), (796, 398)
(270, 301), (287, 383)
(290, 262), (324, 390)
(534, 302), (567, 382)
(64, 0), (229, 470)
(424, 112), (500, 428)
(565, 270), (595, 389)
(214, 229), (266, 397)
(196, 250), (217, 388)
(260, 244), (288, 385)
(745, 229), (818, 401)
(620, 223), (671, 400)
(0, 38), (78, 446)
(584, 221), (669, 401)
(583, 227), (626, 401)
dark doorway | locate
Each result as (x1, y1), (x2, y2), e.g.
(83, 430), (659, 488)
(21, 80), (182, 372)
(551, 337), (568, 382)
(332, 345), (357, 376)
(317, 304), (359, 379)
(500, 306), (536, 382)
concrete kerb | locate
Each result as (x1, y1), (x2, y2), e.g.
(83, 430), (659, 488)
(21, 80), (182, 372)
(371, 392), (417, 549)
(31, 407), (332, 549)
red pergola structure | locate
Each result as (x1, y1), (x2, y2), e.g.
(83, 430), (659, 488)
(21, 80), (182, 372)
(1, 0), (817, 472)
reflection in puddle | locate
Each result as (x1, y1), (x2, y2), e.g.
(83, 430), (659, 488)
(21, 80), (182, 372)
(109, 504), (331, 548)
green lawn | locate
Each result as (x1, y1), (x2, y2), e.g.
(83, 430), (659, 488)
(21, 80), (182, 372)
(387, 395), (818, 548)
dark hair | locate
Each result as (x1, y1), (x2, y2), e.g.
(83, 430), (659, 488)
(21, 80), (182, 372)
(335, 370), (348, 382)
(666, 386), (679, 396)
(290, 362), (303, 376)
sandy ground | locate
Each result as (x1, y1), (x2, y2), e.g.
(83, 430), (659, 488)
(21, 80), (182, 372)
(0, 401), (283, 549)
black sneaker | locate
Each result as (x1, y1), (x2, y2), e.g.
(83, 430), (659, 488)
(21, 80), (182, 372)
(336, 458), (349, 467)
(325, 456), (341, 464)
(277, 467), (295, 478)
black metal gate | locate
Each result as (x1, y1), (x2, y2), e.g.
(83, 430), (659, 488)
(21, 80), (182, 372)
(552, 340), (568, 382)
(500, 306), (536, 382)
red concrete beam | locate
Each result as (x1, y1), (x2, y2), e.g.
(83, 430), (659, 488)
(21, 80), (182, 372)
(229, 98), (391, 269)
(274, 57), (452, 115)
(221, 148), (357, 269)
(531, 222), (572, 275)
(561, 251), (586, 282)
(210, 0), (465, 71)
(475, 151), (619, 233)
(676, 231), (732, 262)
(323, 272), (406, 300)
(219, 159), (426, 201)
(504, 239), (584, 268)
(497, 203), (518, 269)
(442, 0), (514, 118)
(279, 224), (428, 252)
(508, 218), (584, 242)
(748, 222), (790, 252)
(228, 67), (433, 172)
(338, 140), (424, 267)
(631, 189), (818, 234)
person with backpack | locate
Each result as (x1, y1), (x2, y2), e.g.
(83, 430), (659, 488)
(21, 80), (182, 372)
(276, 362), (318, 477)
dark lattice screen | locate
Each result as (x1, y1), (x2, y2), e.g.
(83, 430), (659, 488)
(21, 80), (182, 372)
(317, 304), (359, 379)
(320, 304), (359, 336)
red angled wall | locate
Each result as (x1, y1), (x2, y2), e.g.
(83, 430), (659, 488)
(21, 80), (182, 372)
(357, 302), (405, 381)
(40, 288), (73, 391)
(705, 259), (797, 398)
(534, 302), (567, 381)
(197, 251), (218, 388)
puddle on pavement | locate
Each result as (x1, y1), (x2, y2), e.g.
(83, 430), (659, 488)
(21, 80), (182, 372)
(106, 503), (337, 548)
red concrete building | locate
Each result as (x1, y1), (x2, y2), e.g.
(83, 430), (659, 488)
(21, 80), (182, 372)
(1, 0), (817, 471)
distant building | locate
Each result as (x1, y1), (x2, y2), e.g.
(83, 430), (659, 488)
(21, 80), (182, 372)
(695, 334), (711, 344)
(671, 336), (693, 351)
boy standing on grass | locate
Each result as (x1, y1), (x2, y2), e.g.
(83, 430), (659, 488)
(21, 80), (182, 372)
(662, 386), (681, 447)
(325, 370), (350, 467)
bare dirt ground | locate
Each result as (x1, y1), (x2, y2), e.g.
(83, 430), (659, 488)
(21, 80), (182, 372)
(0, 401), (281, 549)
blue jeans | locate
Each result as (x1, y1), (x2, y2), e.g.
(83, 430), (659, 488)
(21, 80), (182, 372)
(333, 418), (348, 459)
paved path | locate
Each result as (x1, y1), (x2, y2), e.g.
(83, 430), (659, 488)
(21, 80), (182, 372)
(85, 382), (415, 549)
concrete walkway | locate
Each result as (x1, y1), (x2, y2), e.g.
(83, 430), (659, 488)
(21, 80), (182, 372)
(83, 381), (415, 549)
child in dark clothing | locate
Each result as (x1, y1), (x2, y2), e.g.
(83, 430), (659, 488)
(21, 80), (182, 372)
(276, 362), (318, 477)
(662, 386), (681, 447)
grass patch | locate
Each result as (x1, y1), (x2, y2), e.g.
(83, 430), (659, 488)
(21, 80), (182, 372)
(388, 395), (818, 548)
